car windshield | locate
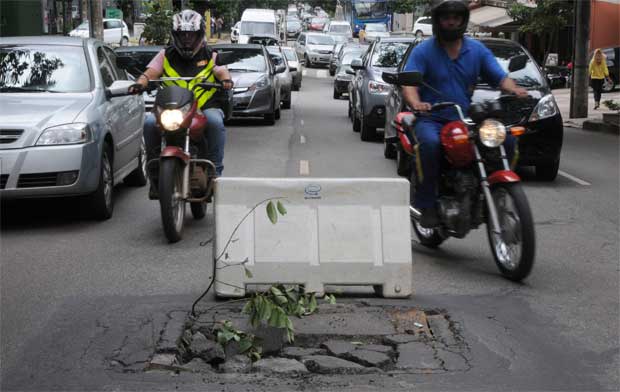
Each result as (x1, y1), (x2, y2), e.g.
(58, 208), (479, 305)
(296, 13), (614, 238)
(330, 24), (351, 33)
(282, 48), (296, 61)
(240, 21), (275, 35)
(0, 44), (90, 93)
(365, 24), (387, 32)
(342, 52), (361, 65)
(371, 42), (409, 67)
(308, 35), (334, 45)
(330, 34), (349, 44)
(484, 44), (544, 87)
(311, 18), (328, 24)
(355, 2), (387, 19)
(288, 21), (301, 29)
(225, 49), (267, 72)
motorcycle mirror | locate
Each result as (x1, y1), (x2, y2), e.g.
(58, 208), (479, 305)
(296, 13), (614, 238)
(396, 71), (423, 87)
(382, 71), (398, 84)
(508, 54), (528, 73)
(215, 51), (235, 66)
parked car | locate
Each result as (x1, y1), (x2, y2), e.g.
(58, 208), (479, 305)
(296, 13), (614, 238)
(238, 9), (278, 44)
(349, 37), (414, 141)
(333, 50), (364, 99)
(69, 19), (130, 46)
(360, 23), (390, 43)
(287, 19), (303, 39)
(412, 17), (433, 38)
(383, 38), (564, 181)
(282, 46), (303, 90)
(0, 36), (146, 219)
(212, 44), (284, 124)
(323, 20), (353, 38)
(231, 21), (241, 43)
(267, 46), (293, 109)
(329, 42), (369, 77)
(309, 17), (329, 31)
(294, 32), (335, 68)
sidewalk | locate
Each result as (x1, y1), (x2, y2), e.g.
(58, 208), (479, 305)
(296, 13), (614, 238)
(553, 87), (619, 133)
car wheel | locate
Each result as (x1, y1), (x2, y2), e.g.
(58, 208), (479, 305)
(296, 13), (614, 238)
(535, 158), (560, 181)
(305, 54), (312, 68)
(333, 88), (340, 99)
(384, 139), (396, 160)
(352, 108), (361, 132)
(121, 37), (129, 46)
(264, 111), (276, 125)
(275, 106), (281, 120)
(360, 113), (376, 141)
(415, 30), (423, 39)
(282, 93), (292, 109)
(87, 142), (114, 220)
(329, 68), (335, 76)
(124, 137), (148, 187)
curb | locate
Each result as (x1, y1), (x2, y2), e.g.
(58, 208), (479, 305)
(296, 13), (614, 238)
(582, 120), (620, 135)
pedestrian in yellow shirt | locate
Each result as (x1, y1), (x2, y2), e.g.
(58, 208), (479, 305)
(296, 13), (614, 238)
(589, 48), (611, 109)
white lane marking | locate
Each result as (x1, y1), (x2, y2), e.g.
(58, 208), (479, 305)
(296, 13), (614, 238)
(302, 69), (307, 76)
(299, 160), (310, 176)
(301, 119), (305, 126)
(300, 135), (306, 144)
(558, 170), (591, 186)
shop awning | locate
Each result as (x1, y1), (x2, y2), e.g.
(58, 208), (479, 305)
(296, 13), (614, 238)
(469, 6), (514, 29)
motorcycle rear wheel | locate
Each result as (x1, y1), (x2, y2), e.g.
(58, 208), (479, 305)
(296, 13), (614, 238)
(159, 159), (186, 243)
(486, 183), (536, 281)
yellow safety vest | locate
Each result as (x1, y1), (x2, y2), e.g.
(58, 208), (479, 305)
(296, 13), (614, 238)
(162, 55), (217, 109)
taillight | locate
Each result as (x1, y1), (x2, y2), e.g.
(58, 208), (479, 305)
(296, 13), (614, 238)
(440, 121), (474, 167)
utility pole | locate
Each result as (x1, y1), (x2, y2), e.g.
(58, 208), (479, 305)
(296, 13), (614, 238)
(81, 0), (88, 22)
(91, 0), (104, 40)
(570, 0), (591, 119)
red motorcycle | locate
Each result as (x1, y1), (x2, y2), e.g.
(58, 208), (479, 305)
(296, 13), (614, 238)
(383, 69), (536, 281)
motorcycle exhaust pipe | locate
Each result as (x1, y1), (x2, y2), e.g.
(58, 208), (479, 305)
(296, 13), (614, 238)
(409, 206), (421, 220)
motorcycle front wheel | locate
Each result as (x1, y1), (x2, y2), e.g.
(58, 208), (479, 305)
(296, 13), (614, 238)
(486, 183), (536, 281)
(159, 159), (186, 243)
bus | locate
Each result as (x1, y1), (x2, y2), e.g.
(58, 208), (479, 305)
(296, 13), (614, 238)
(342, 0), (390, 37)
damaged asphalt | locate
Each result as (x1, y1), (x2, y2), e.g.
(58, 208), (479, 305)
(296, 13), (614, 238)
(1, 291), (612, 391)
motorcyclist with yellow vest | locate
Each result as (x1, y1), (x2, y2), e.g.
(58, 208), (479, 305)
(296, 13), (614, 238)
(130, 10), (232, 197)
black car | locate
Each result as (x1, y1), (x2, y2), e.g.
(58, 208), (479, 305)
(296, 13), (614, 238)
(114, 45), (163, 111)
(383, 38), (563, 181)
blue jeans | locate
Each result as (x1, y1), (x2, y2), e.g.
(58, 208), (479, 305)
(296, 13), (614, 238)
(411, 118), (516, 209)
(143, 108), (226, 176)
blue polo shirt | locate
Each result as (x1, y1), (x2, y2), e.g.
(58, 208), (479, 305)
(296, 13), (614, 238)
(403, 37), (507, 119)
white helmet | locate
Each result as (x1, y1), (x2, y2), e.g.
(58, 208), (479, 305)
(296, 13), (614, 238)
(171, 10), (206, 59)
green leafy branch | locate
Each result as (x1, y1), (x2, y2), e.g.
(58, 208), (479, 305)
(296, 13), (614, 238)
(214, 320), (262, 361)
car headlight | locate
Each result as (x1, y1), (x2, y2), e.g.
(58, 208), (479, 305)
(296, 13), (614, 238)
(528, 94), (558, 122)
(368, 80), (390, 95)
(478, 119), (506, 148)
(249, 75), (269, 91)
(36, 123), (91, 145)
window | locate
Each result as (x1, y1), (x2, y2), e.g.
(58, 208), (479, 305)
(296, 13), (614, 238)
(298, 34), (305, 44)
(103, 47), (127, 80)
(225, 49), (267, 73)
(485, 44), (543, 87)
(330, 24), (352, 33)
(371, 42), (410, 67)
(240, 21), (276, 36)
(0, 44), (91, 92)
(97, 47), (116, 87)
(307, 35), (334, 45)
(282, 48), (297, 61)
(354, 1), (387, 19)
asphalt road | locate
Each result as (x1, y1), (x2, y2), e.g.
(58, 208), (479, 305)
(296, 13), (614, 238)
(1, 69), (618, 390)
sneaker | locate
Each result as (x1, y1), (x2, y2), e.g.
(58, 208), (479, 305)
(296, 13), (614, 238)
(419, 207), (440, 228)
(594, 103), (600, 110)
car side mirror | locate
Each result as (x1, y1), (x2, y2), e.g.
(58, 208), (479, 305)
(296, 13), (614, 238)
(350, 58), (364, 70)
(275, 64), (286, 73)
(288, 66), (297, 72)
(345, 68), (355, 75)
(508, 54), (528, 73)
(215, 51), (235, 66)
(105, 80), (134, 99)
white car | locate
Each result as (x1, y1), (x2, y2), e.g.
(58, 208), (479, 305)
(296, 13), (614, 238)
(413, 17), (433, 38)
(69, 19), (130, 46)
(230, 21), (241, 43)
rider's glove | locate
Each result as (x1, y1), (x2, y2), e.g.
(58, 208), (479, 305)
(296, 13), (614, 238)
(220, 79), (234, 90)
(128, 83), (145, 95)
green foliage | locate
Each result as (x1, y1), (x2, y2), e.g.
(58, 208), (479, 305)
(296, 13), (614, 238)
(265, 199), (286, 224)
(242, 285), (329, 344)
(507, 0), (573, 35)
(389, 0), (430, 15)
(215, 320), (262, 361)
(603, 100), (620, 111)
(141, 1), (174, 45)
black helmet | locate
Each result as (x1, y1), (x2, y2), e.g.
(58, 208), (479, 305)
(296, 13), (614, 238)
(171, 10), (206, 59)
(431, 0), (470, 42)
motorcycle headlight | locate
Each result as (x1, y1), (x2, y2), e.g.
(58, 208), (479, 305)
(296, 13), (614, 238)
(368, 80), (390, 95)
(36, 123), (91, 145)
(528, 94), (558, 122)
(478, 119), (506, 148)
(158, 103), (190, 131)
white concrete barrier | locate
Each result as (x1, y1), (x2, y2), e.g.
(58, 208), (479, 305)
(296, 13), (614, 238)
(213, 178), (412, 298)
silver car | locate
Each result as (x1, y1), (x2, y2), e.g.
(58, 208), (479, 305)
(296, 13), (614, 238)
(267, 46), (293, 109)
(0, 36), (146, 220)
(281, 46), (302, 91)
(294, 32), (335, 68)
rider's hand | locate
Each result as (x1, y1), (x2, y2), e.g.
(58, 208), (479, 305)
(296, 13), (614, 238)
(220, 79), (234, 90)
(128, 83), (145, 95)
(412, 101), (432, 112)
(512, 86), (529, 98)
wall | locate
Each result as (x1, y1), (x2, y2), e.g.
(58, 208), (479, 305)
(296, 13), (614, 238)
(0, 0), (44, 36)
(590, 0), (620, 50)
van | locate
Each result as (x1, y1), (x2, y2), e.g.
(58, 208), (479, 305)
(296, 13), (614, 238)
(239, 9), (278, 44)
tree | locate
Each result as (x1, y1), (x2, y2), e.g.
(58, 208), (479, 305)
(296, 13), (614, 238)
(507, 0), (573, 63)
(389, 0), (430, 14)
(141, 1), (174, 45)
